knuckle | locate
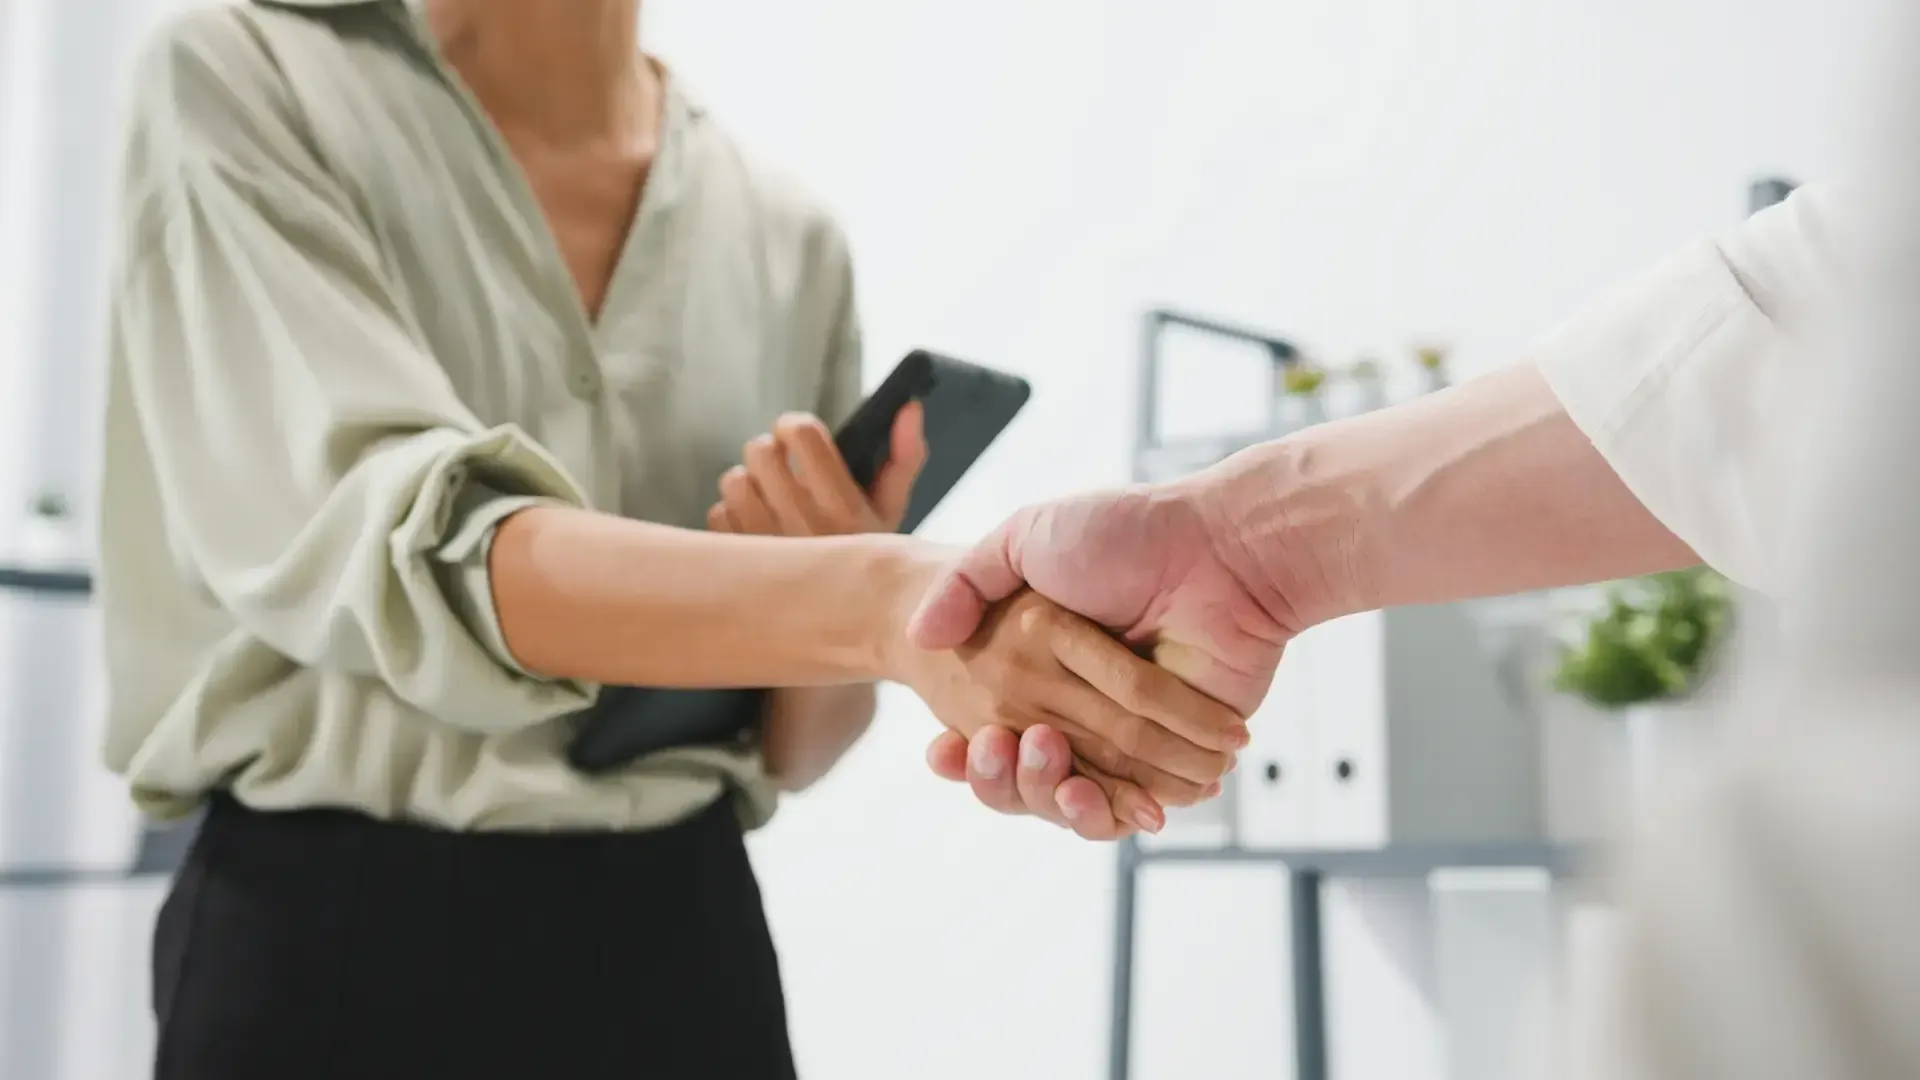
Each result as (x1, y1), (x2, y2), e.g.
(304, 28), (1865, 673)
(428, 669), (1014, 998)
(1108, 711), (1147, 760)
(1014, 600), (1051, 638)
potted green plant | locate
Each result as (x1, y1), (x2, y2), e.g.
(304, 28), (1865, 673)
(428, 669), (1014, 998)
(1552, 567), (1734, 813)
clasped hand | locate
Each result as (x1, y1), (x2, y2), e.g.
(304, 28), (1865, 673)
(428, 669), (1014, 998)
(710, 407), (1246, 833)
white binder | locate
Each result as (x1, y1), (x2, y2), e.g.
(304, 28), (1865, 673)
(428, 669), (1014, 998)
(1232, 627), (1316, 849)
(1294, 601), (1545, 850)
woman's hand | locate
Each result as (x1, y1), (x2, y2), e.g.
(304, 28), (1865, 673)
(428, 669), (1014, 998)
(708, 406), (926, 789)
(707, 405), (925, 536)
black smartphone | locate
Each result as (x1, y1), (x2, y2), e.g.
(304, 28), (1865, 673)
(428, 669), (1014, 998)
(566, 351), (1032, 775)
(837, 349), (1031, 533)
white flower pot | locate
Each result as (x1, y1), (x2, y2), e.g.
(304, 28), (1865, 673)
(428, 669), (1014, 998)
(1540, 695), (1634, 843)
(1623, 699), (1715, 823)
(1540, 694), (1721, 841)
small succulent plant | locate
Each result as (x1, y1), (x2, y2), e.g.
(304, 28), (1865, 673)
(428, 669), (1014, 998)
(1281, 363), (1328, 396)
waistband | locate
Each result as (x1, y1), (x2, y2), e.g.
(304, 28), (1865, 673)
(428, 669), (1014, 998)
(201, 789), (739, 862)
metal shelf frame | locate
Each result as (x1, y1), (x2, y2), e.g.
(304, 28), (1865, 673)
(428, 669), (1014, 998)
(1106, 838), (1594, 1080)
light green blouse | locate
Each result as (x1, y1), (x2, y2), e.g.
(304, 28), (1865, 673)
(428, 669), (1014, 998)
(98, 0), (862, 831)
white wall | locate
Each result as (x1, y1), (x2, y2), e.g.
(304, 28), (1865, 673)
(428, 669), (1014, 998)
(645, 2), (1895, 1078)
(0, 1), (1899, 1078)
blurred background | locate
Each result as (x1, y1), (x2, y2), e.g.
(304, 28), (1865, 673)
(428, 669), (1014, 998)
(0, 1), (1904, 1078)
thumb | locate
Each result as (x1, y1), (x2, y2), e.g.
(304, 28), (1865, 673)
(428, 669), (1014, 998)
(906, 511), (1031, 649)
(870, 401), (926, 525)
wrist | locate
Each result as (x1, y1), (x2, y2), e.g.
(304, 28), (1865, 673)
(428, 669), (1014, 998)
(1179, 427), (1383, 631)
(846, 537), (951, 683)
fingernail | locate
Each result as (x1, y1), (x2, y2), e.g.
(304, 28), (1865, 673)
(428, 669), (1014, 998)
(1019, 739), (1050, 772)
(970, 740), (1004, 780)
(1129, 803), (1164, 834)
(1229, 725), (1251, 749)
(1203, 781), (1223, 798)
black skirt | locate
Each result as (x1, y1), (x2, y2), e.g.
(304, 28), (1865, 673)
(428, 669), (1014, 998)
(150, 792), (796, 1080)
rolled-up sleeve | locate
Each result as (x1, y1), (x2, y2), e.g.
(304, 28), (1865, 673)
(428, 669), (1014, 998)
(1530, 184), (1857, 595)
(114, 30), (597, 734)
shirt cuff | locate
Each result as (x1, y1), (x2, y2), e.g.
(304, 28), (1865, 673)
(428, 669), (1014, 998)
(434, 484), (571, 680)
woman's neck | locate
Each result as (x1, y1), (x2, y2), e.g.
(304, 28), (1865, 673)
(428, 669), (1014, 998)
(424, 0), (651, 142)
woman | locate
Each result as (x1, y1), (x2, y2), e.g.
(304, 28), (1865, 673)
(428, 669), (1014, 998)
(101, 2), (1244, 1078)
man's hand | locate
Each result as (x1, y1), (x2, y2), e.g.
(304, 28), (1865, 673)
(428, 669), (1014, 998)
(909, 480), (1297, 714)
(925, 724), (1161, 841)
(709, 406), (925, 789)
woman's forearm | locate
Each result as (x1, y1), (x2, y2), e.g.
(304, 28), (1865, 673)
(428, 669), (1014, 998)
(1199, 361), (1700, 621)
(489, 505), (940, 687)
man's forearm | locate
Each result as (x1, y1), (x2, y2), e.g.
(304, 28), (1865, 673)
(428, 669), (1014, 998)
(1196, 362), (1700, 623)
(491, 506), (939, 687)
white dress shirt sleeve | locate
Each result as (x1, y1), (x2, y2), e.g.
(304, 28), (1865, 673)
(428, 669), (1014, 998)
(1532, 184), (1856, 595)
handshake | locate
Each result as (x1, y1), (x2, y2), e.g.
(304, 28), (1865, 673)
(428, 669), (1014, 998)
(707, 402), (1362, 840)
